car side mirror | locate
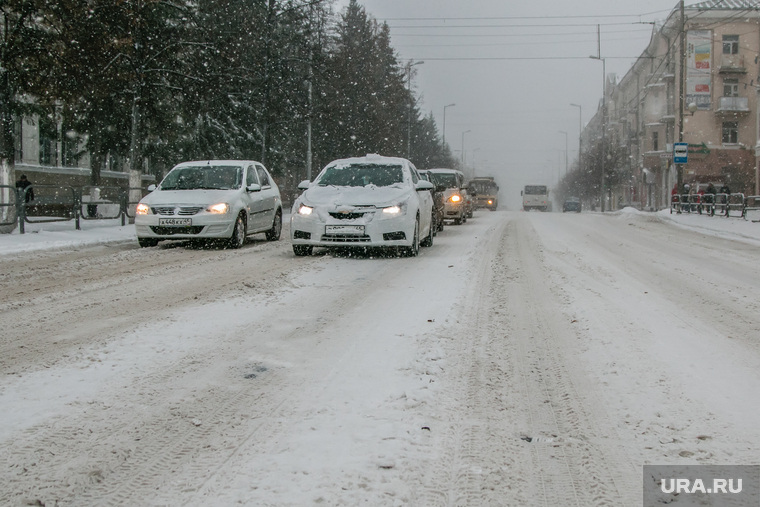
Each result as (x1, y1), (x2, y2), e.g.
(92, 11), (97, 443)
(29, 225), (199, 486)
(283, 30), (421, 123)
(147, 184), (156, 192)
(297, 179), (311, 190)
(247, 183), (262, 192)
(416, 180), (434, 191)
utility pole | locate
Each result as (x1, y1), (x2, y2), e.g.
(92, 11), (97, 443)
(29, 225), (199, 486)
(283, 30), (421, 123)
(443, 103), (456, 149)
(461, 130), (471, 167)
(571, 103), (582, 174)
(559, 130), (568, 177)
(590, 25), (606, 212)
(677, 0), (686, 193)
(406, 60), (424, 159)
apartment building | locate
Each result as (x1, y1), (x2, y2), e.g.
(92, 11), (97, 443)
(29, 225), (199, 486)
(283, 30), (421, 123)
(587, 0), (760, 210)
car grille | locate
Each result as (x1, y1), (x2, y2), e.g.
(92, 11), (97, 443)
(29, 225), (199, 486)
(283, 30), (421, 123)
(321, 234), (371, 243)
(150, 226), (205, 235)
(328, 212), (366, 220)
(152, 206), (204, 216)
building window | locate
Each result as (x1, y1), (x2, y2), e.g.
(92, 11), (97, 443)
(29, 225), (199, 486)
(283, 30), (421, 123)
(723, 78), (739, 97)
(723, 35), (739, 55)
(722, 121), (739, 144)
(652, 131), (659, 152)
(38, 113), (58, 166)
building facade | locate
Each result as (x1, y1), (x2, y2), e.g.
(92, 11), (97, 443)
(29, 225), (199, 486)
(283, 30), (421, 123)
(584, 0), (760, 210)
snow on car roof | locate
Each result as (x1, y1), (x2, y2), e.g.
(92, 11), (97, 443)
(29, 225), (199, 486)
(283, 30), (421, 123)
(324, 154), (411, 169)
(173, 160), (262, 168)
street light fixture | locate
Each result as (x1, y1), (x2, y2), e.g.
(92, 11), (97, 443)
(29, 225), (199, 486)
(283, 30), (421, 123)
(461, 129), (471, 167)
(442, 103), (456, 150)
(406, 60), (424, 159)
(570, 103), (582, 174)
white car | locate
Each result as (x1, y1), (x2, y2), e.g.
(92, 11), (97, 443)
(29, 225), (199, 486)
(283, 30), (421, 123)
(290, 154), (435, 257)
(135, 160), (282, 248)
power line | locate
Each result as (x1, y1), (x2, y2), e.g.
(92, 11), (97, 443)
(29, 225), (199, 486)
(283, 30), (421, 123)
(396, 56), (654, 61)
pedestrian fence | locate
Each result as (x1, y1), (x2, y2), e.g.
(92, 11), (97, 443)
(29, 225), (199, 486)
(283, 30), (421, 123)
(670, 192), (760, 221)
(0, 184), (151, 234)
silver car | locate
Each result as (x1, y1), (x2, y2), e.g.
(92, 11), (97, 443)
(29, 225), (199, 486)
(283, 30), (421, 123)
(135, 160), (282, 248)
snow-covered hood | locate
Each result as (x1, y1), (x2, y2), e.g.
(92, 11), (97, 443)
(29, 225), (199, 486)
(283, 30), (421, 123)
(301, 184), (411, 209)
(140, 188), (240, 206)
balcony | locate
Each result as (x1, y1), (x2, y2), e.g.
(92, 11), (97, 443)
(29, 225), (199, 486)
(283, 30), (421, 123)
(719, 54), (746, 74)
(716, 96), (749, 114)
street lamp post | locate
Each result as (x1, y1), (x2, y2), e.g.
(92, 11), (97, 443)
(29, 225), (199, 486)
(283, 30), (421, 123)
(461, 130), (471, 167)
(406, 60), (424, 159)
(442, 103), (456, 150)
(590, 52), (606, 212)
(570, 103), (582, 174)
(558, 130), (568, 179)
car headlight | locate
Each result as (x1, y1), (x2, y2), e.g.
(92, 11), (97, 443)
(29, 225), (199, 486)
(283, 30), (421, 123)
(382, 205), (402, 215)
(207, 202), (229, 214)
(136, 203), (150, 215)
(298, 204), (313, 216)
(450, 194), (462, 203)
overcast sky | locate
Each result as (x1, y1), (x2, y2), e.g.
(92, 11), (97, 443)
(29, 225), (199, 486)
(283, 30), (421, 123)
(336, 0), (684, 203)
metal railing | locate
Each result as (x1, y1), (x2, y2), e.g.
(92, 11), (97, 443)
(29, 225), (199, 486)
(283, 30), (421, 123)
(726, 193), (746, 218)
(670, 192), (760, 221)
(2, 184), (152, 234)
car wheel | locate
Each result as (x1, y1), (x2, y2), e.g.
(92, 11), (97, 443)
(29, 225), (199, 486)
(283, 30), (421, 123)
(403, 217), (420, 257)
(228, 213), (246, 249)
(420, 214), (434, 247)
(293, 245), (313, 256)
(265, 209), (282, 241)
(138, 238), (159, 248)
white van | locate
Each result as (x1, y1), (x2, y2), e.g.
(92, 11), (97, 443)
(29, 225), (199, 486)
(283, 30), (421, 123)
(522, 185), (549, 211)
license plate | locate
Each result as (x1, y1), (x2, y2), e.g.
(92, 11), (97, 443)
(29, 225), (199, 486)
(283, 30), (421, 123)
(159, 218), (192, 226)
(325, 225), (364, 234)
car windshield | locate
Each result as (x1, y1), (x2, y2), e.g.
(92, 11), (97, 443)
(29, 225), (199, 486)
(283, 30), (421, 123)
(470, 181), (498, 194)
(317, 163), (404, 187)
(160, 165), (243, 190)
(429, 173), (458, 188)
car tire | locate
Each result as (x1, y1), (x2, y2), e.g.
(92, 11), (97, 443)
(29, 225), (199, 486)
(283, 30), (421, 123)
(228, 213), (246, 249)
(138, 238), (159, 248)
(293, 245), (313, 256)
(402, 217), (420, 257)
(265, 209), (282, 241)
(420, 214), (434, 247)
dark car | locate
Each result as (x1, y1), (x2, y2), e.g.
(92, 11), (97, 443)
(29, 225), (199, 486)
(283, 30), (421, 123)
(563, 196), (581, 213)
(419, 170), (445, 233)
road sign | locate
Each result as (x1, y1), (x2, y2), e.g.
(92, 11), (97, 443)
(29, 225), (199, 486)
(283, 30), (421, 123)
(673, 143), (688, 164)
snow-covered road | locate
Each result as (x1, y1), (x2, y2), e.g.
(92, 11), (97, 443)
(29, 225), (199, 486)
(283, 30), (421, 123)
(1, 210), (758, 506)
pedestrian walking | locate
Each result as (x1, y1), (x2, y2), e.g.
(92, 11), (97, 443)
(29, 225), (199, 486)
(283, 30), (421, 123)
(15, 174), (34, 203)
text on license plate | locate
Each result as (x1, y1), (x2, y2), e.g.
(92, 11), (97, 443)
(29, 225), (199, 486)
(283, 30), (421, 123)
(325, 225), (364, 234)
(159, 218), (192, 226)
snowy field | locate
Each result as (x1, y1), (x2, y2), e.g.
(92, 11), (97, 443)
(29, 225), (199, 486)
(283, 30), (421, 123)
(0, 208), (759, 506)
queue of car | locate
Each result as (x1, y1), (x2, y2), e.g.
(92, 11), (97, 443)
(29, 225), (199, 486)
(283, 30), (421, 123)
(135, 155), (480, 256)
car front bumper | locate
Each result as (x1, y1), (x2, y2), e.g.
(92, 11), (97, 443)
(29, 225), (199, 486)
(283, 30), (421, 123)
(135, 214), (236, 239)
(291, 212), (417, 248)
